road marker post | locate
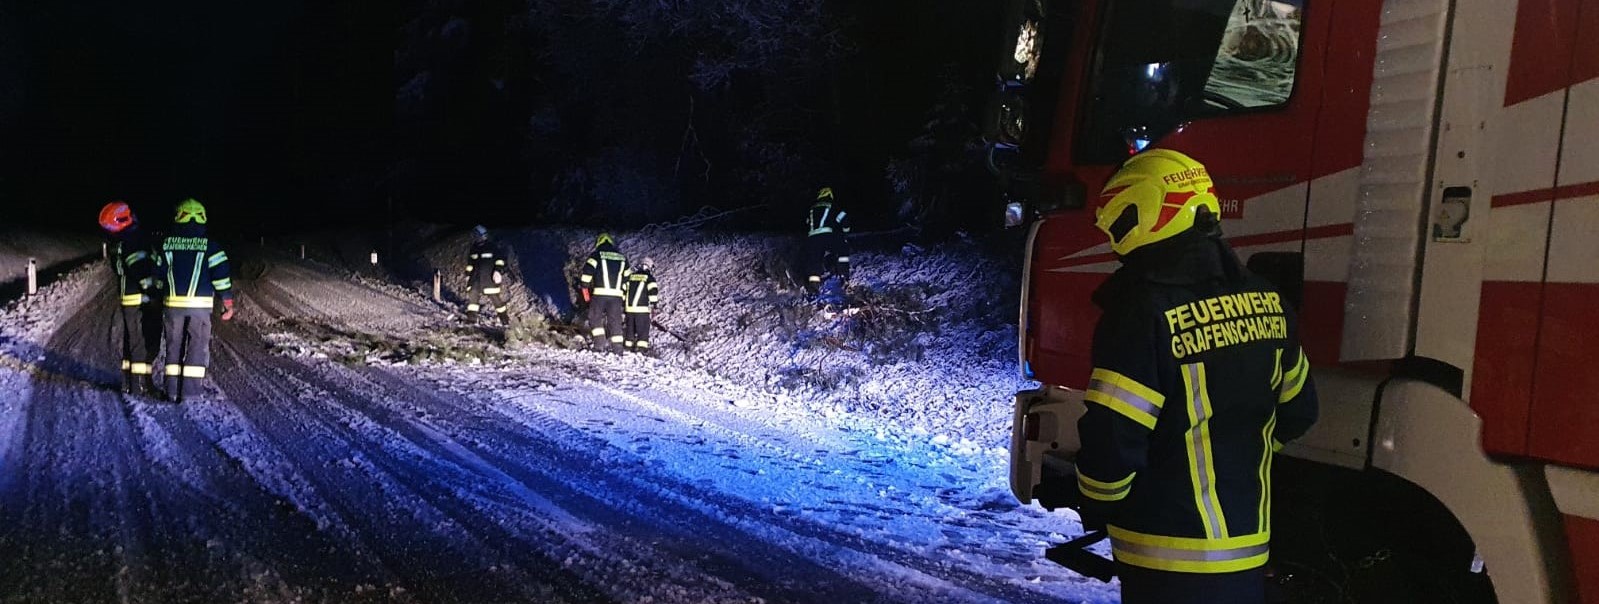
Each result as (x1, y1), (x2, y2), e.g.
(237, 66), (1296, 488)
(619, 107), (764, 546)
(26, 258), (37, 296)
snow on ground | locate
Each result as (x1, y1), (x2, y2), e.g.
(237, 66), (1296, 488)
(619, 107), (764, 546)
(413, 227), (1038, 452)
(0, 262), (104, 483)
(0, 229), (99, 298)
(421, 345), (1116, 603)
(0, 232), (1114, 603)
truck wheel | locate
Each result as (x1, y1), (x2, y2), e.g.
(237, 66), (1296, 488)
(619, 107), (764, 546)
(1270, 456), (1498, 604)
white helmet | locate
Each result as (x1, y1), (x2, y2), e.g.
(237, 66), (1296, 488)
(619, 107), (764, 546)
(640, 257), (656, 271)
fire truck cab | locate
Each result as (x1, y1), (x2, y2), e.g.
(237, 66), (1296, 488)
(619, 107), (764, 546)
(993, 0), (1599, 601)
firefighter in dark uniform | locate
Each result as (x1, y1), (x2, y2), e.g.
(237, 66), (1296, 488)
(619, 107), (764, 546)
(803, 187), (850, 293)
(1071, 150), (1318, 603)
(622, 257), (660, 353)
(158, 199), (235, 402)
(98, 201), (164, 394)
(579, 232), (628, 353)
(464, 225), (510, 324)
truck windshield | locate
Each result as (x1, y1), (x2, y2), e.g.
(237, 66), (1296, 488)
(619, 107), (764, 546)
(1075, 0), (1304, 163)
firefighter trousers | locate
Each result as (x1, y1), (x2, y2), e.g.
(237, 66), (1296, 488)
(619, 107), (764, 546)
(1117, 563), (1265, 604)
(624, 312), (651, 351)
(467, 287), (509, 319)
(802, 232), (849, 289)
(118, 304), (162, 388)
(588, 296), (625, 352)
(161, 307), (213, 400)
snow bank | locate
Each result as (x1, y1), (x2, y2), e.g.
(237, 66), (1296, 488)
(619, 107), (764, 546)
(0, 263), (104, 474)
(0, 229), (99, 298)
(410, 226), (1037, 450)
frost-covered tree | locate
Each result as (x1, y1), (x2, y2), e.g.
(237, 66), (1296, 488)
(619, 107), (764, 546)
(396, 0), (850, 226)
(886, 66), (988, 235)
(520, 0), (850, 225)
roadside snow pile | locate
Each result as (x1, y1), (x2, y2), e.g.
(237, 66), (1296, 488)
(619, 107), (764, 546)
(0, 264), (101, 351)
(412, 226), (1036, 449)
(0, 264), (104, 429)
(0, 229), (99, 295)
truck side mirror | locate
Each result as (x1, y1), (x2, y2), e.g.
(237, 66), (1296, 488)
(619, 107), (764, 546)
(983, 85), (1029, 149)
(1047, 179), (1087, 211)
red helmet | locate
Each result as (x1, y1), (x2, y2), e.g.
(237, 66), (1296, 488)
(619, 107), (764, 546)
(98, 201), (135, 233)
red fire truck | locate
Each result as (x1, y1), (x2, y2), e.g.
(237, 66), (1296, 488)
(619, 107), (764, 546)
(994, 0), (1599, 601)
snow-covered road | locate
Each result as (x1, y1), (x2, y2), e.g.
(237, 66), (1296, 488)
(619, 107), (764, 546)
(0, 252), (1115, 603)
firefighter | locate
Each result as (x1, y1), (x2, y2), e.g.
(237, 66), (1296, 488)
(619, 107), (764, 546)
(622, 257), (660, 353)
(98, 201), (163, 394)
(578, 232), (628, 353)
(1070, 150), (1318, 603)
(157, 199), (235, 402)
(802, 187), (850, 294)
(464, 225), (510, 324)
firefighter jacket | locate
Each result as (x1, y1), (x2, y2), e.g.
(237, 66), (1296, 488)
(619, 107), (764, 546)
(111, 228), (161, 307)
(466, 240), (507, 292)
(806, 201), (850, 237)
(1073, 234), (1318, 575)
(580, 241), (628, 299)
(159, 224), (234, 310)
(623, 269), (659, 314)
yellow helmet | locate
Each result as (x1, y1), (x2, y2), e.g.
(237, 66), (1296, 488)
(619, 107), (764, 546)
(174, 198), (208, 225)
(596, 232), (614, 246)
(1094, 149), (1220, 256)
(816, 187), (834, 201)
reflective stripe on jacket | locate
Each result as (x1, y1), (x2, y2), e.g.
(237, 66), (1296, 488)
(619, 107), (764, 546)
(161, 233), (232, 309)
(624, 270), (659, 313)
(111, 231), (161, 306)
(579, 242), (628, 298)
(1074, 255), (1318, 575)
(466, 241), (507, 290)
(807, 201), (849, 237)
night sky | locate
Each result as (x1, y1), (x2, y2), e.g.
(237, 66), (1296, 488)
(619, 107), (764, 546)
(1, 1), (1002, 235)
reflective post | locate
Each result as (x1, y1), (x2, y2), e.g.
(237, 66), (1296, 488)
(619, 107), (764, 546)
(369, 251), (379, 265)
(26, 258), (37, 296)
(433, 270), (442, 302)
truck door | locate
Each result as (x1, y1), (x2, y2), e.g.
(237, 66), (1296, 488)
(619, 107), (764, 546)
(1467, 0), (1599, 464)
(1028, 0), (1383, 387)
(1524, 0), (1599, 470)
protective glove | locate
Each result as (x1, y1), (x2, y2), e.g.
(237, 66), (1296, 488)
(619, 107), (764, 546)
(220, 298), (236, 321)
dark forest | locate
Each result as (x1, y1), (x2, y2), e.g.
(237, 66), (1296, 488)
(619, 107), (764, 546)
(1, 0), (1007, 234)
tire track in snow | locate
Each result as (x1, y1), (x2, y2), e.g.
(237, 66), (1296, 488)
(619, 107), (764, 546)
(212, 257), (631, 602)
(209, 328), (608, 604)
(0, 272), (418, 603)
(0, 252), (1106, 603)
(390, 365), (1030, 603)
(345, 365), (906, 604)
(516, 377), (1078, 604)
(432, 352), (1107, 602)
(0, 283), (264, 603)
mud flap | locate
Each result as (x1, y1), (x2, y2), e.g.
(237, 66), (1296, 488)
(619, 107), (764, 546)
(1009, 387), (1088, 507)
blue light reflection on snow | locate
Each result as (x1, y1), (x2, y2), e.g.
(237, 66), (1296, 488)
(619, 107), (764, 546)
(470, 359), (1120, 603)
